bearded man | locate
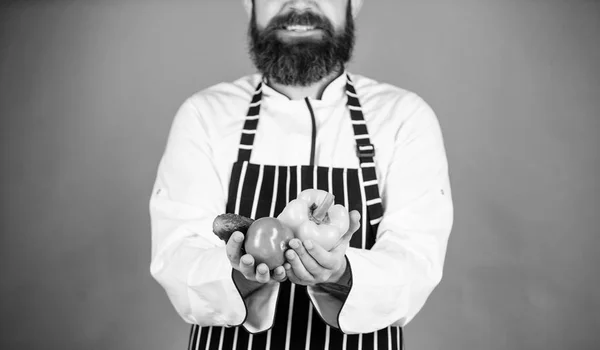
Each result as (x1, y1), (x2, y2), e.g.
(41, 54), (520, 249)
(149, 0), (454, 349)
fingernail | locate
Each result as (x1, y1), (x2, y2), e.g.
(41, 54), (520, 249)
(286, 251), (295, 260)
(242, 256), (253, 265)
(284, 263), (291, 270)
(234, 233), (243, 243)
(289, 239), (299, 249)
(258, 266), (268, 274)
(304, 240), (313, 250)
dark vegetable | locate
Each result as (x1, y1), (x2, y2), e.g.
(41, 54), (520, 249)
(212, 213), (254, 242)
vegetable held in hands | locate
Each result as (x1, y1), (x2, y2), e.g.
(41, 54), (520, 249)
(213, 213), (293, 270)
(213, 213), (254, 242)
(278, 189), (350, 251)
(212, 187), (350, 271)
(244, 217), (294, 270)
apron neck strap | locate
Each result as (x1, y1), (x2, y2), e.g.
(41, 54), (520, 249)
(345, 74), (377, 162)
(236, 74), (376, 164)
(236, 81), (263, 162)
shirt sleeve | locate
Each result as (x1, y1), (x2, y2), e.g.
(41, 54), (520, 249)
(307, 93), (454, 333)
(149, 98), (279, 333)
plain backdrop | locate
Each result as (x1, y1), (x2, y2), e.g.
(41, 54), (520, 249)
(1, 0), (599, 349)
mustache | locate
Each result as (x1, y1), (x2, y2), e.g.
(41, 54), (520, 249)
(263, 11), (335, 35)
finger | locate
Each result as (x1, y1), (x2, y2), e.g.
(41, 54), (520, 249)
(285, 248), (314, 282)
(284, 262), (302, 285)
(272, 266), (287, 282)
(289, 239), (323, 275)
(303, 239), (337, 270)
(255, 263), (271, 284)
(238, 254), (256, 279)
(348, 210), (361, 234)
(226, 231), (245, 265)
(333, 211), (361, 252)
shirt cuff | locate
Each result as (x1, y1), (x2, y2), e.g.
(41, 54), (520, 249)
(238, 279), (280, 333)
(306, 285), (344, 329)
(305, 256), (353, 330)
(187, 247), (247, 326)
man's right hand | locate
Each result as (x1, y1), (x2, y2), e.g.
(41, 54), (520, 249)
(227, 231), (287, 297)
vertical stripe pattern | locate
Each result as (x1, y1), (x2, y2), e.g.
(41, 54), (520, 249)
(345, 75), (384, 231)
(237, 83), (263, 162)
(189, 75), (403, 349)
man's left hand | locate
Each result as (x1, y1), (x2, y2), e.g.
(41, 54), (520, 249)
(283, 210), (360, 286)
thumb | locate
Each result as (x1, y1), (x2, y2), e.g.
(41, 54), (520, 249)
(332, 210), (361, 252)
(346, 210), (361, 235)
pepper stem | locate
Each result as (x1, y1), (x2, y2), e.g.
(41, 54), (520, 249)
(311, 193), (335, 224)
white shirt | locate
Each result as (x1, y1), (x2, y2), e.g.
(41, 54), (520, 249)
(149, 72), (454, 334)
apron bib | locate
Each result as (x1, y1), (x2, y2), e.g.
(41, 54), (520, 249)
(189, 75), (404, 350)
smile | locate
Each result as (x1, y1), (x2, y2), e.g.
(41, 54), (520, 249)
(285, 25), (317, 32)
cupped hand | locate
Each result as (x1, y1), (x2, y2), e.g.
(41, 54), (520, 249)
(226, 231), (287, 284)
(284, 210), (361, 286)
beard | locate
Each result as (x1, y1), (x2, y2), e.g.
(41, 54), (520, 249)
(248, 6), (355, 86)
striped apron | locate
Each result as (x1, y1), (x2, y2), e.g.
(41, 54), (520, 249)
(189, 75), (404, 350)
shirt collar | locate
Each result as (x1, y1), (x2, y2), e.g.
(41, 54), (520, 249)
(260, 71), (348, 106)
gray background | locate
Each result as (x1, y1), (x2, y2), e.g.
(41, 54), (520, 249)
(1, 0), (598, 349)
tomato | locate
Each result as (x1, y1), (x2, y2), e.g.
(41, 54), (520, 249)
(244, 217), (294, 270)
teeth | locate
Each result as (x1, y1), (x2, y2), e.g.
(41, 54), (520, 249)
(285, 25), (315, 32)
